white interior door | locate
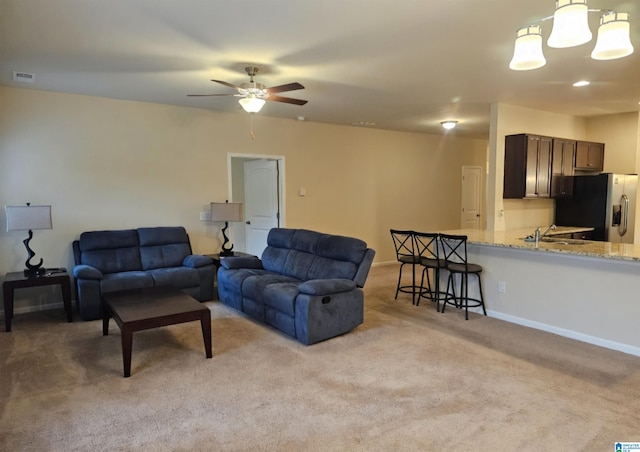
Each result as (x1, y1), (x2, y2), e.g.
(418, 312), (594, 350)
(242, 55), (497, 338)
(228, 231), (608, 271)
(461, 166), (482, 229)
(244, 159), (279, 257)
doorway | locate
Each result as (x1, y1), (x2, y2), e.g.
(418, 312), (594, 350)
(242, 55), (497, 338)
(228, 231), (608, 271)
(461, 165), (483, 229)
(229, 154), (285, 256)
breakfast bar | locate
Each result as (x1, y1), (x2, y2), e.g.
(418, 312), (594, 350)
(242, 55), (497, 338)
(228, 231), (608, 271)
(439, 227), (640, 357)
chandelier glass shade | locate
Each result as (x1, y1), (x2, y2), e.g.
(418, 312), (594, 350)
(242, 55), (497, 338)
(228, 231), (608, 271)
(510, 25), (547, 71)
(239, 95), (266, 113)
(509, 1), (634, 71)
(547, 0), (592, 48)
(591, 12), (634, 60)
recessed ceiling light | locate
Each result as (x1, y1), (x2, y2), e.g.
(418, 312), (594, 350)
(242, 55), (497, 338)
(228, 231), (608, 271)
(441, 120), (458, 130)
(573, 80), (590, 87)
(351, 121), (376, 127)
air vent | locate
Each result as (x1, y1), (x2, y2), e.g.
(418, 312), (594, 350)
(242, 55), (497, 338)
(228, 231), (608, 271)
(13, 72), (35, 83)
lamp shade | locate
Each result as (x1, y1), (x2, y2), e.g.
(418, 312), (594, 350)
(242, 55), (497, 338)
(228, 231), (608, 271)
(210, 202), (244, 222)
(548, 0), (592, 48)
(510, 25), (547, 71)
(5, 205), (52, 231)
(238, 95), (266, 113)
(591, 12), (634, 60)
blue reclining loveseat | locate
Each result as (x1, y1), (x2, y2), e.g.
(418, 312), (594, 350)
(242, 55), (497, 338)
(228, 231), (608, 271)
(217, 228), (375, 345)
(72, 226), (214, 320)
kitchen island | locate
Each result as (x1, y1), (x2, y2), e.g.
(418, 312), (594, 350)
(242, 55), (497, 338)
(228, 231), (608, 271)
(439, 227), (640, 357)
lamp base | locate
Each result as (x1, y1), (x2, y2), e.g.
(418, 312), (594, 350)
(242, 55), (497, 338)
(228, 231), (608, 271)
(219, 249), (235, 257)
(24, 267), (47, 278)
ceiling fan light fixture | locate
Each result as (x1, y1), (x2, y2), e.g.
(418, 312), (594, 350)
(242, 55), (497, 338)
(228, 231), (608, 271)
(547, 0), (592, 48)
(510, 25), (546, 71)
(441, 120), (458, 130)
(239, 95), (266, 113)
(591, 12), (634, 60)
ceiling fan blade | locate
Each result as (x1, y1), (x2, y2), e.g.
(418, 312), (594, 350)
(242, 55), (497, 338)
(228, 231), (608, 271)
(267, 95), (308, 106)
(211, 79), (242, 90)
(266, 82), (305, 94)
(187, 93), (237, 97)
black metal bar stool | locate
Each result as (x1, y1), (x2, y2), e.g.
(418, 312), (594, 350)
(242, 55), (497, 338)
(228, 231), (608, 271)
(390, 229), (420, 305)
(413, 231), (448, 311)
(439, 233), (487, 320)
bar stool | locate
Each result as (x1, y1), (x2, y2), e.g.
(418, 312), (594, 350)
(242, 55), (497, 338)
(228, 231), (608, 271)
(390, 229), (420, 305)
(413, 231), (448, 311)
(439, 233), (487, 320)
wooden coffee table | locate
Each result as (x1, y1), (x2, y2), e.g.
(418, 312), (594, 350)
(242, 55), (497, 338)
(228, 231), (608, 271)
(102, 286), (212, 377)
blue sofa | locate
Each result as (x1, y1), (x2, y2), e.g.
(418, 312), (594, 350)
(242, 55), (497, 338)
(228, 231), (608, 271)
(72, 226), (214, 320)
(217, 228), (375, 345)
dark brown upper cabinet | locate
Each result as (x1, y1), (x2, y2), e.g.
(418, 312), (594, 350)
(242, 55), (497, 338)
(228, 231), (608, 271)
(550, 138), (576, 198)
(504, 134), (552, 199)
(575, 141), (604, 171)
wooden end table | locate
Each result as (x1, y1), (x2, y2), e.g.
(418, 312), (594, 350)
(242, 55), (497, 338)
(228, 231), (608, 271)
(3, 270), (72, 332)
(102, 286), (212, 378)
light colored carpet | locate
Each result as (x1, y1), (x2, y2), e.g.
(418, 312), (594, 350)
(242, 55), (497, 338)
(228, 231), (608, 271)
(1, 264), (640, 451)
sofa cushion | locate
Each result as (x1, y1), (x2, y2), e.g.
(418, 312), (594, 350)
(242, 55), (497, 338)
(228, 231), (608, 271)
(100, 271), (154, 293)
(79, 229), (138, 251)
(139, 227), (192, 270)
(317, 234), (367, 263)
(218, 268), (272, 295)
(263, 283), (300, 317)
(82, 247), (142, 274)
(242, 273), (301, 302)
(79, 229), (142, 274)
(147, 267), (200, 289)
(183, 254), (214, 268)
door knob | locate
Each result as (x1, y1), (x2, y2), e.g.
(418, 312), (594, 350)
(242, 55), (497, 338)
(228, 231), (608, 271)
(246, 221), (251, 225)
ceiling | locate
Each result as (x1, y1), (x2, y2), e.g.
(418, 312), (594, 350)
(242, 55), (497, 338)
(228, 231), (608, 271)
(1, 0), (639, 139)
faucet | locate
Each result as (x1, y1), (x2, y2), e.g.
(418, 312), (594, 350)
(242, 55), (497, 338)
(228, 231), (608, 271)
(535, 224), (556, 242)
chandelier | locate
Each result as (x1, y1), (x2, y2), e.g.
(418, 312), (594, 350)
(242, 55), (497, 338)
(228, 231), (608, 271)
(509, 0), (634, 71)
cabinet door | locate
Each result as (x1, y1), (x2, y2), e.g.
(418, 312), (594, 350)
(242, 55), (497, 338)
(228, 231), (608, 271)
(524, 136), (539, 197)
(575, 141), (604, 171)
(551, 139), (576, 197)
(503, 134), (528, 199)
(504, 134), (552, 199)
(534, 136), (552, 198)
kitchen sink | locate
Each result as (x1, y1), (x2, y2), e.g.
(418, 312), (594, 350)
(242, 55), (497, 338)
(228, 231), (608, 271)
(522, 236), (588, 245)
(540, 237), (587, 245)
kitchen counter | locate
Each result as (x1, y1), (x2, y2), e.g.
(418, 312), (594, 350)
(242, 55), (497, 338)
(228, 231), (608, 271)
(435, 227), (640, 357)
(439, 227), (640, 262)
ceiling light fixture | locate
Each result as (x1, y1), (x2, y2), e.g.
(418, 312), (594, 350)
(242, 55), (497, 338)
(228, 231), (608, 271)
(238, 94), (266, 113)
(441, 121), (458, 130)
(509, 0), (634, 71)
(573, 80), (590, 87)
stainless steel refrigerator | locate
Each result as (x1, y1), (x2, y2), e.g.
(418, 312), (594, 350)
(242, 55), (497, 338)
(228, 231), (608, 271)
(555, 173), (637, 243)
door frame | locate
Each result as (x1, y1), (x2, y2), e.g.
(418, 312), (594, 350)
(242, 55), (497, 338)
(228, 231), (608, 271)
(228, 153), (286, 252)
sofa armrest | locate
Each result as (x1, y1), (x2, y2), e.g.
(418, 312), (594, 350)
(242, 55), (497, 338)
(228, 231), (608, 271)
(73, 264), (103, 280)
(183, 254), (214, 268)
(220, 256), (263, 270)
(298, 279), (356, 296)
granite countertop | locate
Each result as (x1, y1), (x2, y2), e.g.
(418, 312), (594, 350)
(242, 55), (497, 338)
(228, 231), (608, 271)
(438, 228), (640, 262)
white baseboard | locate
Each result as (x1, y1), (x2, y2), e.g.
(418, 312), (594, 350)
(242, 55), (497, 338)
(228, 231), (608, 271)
(487, 310), (640, 358)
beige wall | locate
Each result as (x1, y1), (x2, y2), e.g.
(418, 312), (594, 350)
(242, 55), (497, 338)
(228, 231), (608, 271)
(586, 112), (640, 174)
(0, 86), (487, 311)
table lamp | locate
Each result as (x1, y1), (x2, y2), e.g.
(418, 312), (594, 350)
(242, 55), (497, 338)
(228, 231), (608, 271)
(210, 201), (244, 256)
(5, 203), (53, 276)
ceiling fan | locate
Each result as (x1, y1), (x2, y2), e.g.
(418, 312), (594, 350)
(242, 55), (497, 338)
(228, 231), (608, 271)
(188, 66), (307, 113)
